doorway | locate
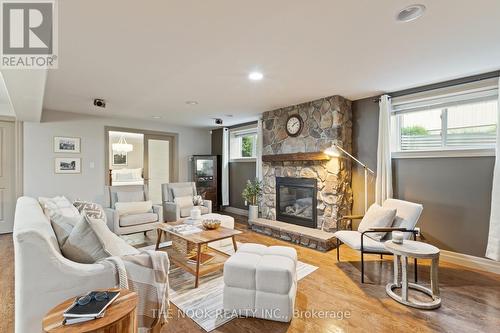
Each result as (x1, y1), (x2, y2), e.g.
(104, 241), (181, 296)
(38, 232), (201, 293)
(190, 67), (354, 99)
(0, 121), (16, 234)
(105, 127), (178, 205)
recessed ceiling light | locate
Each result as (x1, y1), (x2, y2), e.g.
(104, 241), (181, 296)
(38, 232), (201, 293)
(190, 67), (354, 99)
(396, 4), (426, 22)
(248, 71), (264, 81)
(152, 116), (161, 119)
(185, 100), (199, 105)
(225, 114), (234, 118)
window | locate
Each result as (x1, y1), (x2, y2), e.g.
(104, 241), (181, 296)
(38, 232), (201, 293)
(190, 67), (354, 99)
(230, 127), (257, 160)
(391, 81), (498, 157)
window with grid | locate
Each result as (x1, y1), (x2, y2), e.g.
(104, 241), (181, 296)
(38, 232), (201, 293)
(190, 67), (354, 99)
(391, 83), (498, 154)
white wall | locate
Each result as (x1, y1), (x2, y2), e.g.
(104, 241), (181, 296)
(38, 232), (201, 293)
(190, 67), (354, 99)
(24, 110), (210, 204)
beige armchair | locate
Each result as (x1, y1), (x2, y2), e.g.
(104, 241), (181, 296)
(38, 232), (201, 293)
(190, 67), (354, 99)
(161, 182), (212, 222)
(104, 184), (163, 235)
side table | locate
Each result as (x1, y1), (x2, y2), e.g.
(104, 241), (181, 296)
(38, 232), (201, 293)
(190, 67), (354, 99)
(384, 240), (441, 310)
(42, 288), (138, 333)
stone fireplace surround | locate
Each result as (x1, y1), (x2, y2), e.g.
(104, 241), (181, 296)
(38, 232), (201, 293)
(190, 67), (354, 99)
(260, 95), (353, 233)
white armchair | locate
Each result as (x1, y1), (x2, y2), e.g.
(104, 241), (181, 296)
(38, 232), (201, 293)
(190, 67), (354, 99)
(104, 184), (163, 235)
(161, 182), (212, 222)
(334, 199), (423, 283)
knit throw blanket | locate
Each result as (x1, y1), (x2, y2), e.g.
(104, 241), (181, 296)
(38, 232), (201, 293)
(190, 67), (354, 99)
(106, 250), (170, 332)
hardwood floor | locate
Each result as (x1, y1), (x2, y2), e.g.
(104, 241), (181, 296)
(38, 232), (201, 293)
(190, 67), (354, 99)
(2, 214), (499, 333)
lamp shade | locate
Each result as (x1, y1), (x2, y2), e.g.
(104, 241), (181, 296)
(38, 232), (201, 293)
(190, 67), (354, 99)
(112, 136), (133, 153)
(324, 145), (341, 157)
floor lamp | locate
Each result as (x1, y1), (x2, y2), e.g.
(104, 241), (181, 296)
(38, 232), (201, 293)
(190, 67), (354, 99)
(324, 144), (375, 213)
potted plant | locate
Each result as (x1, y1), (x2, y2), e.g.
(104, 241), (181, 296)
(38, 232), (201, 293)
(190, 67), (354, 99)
(242, 179), (263, 222)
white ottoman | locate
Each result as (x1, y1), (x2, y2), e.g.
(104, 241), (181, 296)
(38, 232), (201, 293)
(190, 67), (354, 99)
(223, 243), (297, 322)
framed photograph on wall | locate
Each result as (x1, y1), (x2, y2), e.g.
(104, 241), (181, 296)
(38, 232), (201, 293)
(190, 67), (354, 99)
(55, 157), (81, 174)
(112, 152), (128, 166)
(54, 136), (81, 153)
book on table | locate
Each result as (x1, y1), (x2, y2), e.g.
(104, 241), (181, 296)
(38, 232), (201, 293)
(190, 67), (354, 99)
(62, 290), (120, 325)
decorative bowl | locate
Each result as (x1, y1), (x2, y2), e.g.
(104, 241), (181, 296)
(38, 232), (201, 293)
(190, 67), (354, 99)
(202, 219), (221, 230)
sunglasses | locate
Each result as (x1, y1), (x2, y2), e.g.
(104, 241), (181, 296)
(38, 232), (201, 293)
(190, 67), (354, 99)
(76, 291), (109, 306)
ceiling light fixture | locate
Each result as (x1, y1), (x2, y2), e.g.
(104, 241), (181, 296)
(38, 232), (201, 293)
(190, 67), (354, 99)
(152, 116), (161, 119)
(185, 100), (199, 105)
(248, 71), (264, 81)
(112, 135), (133, 153)
(396, 4), (426, 22)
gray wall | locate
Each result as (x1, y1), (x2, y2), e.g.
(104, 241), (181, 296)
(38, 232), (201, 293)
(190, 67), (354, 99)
(352, 97), (494, 258)
(24, 110), (211, 204)
(229, 162), (256, 209)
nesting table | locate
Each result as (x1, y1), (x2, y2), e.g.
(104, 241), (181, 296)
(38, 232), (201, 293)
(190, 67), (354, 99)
(384, 240), (441, 309)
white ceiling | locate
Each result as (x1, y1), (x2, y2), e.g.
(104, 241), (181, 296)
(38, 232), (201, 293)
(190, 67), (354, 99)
(42, 0), (500, 127)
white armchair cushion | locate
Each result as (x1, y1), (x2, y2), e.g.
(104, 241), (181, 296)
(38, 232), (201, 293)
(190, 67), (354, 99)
(116, 191), (145, 203)
(115, 200), (152, 216)
(334, 230), (392, 253)
(119, 212), (159, 227)
(61, 215), (108, 264)
(172, 186), (193, 198)
(175, 196), (194, 210)
(357, 204), (396, 241)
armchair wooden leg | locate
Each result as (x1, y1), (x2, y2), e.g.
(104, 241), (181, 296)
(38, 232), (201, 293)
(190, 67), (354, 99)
(380, 254), (383, 259)
(361, 251), (365, 283)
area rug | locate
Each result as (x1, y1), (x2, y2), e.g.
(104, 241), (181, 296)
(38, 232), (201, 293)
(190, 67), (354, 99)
(137, 242), (318, 332)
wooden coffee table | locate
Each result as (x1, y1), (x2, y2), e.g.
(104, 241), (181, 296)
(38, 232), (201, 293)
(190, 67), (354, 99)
(155, 221), (242, 288)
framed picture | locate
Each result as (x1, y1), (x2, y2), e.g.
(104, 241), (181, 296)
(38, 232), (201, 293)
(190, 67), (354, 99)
(112, 152), (128, 166)
(55, 157), (81, 174)
(54, 136), (80, 153)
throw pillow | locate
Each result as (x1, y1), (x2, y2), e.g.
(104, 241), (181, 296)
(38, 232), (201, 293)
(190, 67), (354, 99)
(39, 196), (81, 247)
(115, 200), (153, 216)
(85, 214), (139, 257)
(175, 196), (194, 209)
(193, 195), (204, 206)
(357, 204), (397, 241)
(61, 215), (109, 264)
(116, 191), (145, 203)
(73, 200), (106, 220)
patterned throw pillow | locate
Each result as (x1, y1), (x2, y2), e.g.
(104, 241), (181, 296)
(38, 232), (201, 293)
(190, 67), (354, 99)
(193, 195), (204, 206)
(73, 200), (106, 220)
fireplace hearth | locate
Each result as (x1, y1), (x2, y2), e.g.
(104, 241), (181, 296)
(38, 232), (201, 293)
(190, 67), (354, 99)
(276, 177), (317, 228)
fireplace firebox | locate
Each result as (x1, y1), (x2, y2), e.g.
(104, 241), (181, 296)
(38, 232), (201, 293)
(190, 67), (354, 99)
(276, 177), (317, 228)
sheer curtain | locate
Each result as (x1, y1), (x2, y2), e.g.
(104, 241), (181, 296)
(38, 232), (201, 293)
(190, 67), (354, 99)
(256, 119), (263, 181)
(221, 128), (229, 206)
(375, 94), (393, 205)
(486, 77), (500, 261)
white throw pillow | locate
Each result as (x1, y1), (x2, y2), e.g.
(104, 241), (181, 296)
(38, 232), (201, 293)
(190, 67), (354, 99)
(61, 215), (109, 264)
(85, 215), (139, 257)
(115, 200), (152, 216)
(116, 191), (144, 203)
(358, 204), (397, 241)
(39, 196), (81, 247)
(175, 196), (194, 209)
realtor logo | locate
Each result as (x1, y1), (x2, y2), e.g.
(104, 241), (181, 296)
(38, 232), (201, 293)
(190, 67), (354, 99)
(1, 0), (58, 68)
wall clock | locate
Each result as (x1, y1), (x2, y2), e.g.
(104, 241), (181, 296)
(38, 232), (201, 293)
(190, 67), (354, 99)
(286, 114), (303, 137)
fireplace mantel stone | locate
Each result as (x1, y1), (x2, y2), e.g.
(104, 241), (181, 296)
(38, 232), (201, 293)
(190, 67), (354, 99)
(261, 95), (353, 231)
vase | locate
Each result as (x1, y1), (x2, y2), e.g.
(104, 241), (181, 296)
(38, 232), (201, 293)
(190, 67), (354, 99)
(248, 205), (259, 222)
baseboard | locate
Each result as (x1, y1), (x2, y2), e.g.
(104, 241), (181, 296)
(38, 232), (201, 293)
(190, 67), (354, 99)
(223, 206), (248, 216)
(440, 250), (500, 275)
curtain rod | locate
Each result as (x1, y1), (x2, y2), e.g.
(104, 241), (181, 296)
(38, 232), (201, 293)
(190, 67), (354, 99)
(372, 70), (500, 103)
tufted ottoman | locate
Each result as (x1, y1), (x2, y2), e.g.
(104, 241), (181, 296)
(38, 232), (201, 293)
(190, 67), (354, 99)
(223, 243), (297, 322)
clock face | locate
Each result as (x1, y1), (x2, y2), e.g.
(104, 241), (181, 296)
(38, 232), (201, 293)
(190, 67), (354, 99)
(286, 115), (303, 136)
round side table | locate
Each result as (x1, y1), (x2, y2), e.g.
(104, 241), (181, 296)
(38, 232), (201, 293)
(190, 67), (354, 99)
(43, 288), (138, 333)
(384, 240), (441, 310)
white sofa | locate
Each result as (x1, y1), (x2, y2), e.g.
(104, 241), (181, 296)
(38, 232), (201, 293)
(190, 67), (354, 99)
(13, 197), (128, 333)
(223, 243), (298, 322)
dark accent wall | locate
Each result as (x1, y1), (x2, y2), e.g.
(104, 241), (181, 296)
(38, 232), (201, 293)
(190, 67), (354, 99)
(210, 128), (256, 210)
(229, 162), (256, 209)
(352, 93), (494, 257)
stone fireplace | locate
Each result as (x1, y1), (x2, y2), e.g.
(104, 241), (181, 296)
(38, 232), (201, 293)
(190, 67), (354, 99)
(276, 177), (317, 228)
(260, 95), (353, 232)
